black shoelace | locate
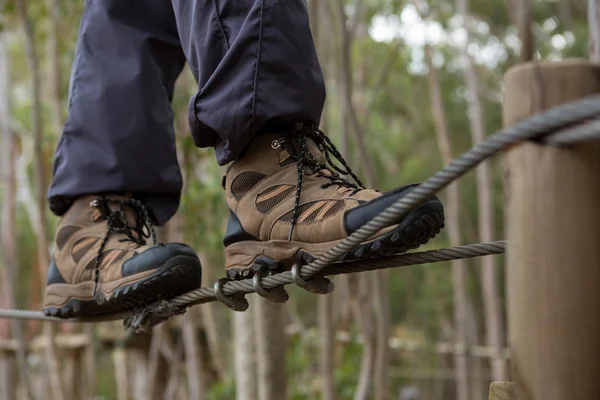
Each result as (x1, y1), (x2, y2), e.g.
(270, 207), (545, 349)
(89, 196), (158, 300)
(281, 124), (366, 241)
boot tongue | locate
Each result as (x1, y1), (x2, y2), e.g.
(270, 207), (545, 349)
(279, 136), (326, 167)
(90, 194), (138, 227)
(306, 139), (326, 164)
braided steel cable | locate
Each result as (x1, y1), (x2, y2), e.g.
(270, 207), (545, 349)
(0, 93), (599, 325)
(0, 241), (506, 323)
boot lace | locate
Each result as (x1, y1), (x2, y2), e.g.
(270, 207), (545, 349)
(89, 196), (158, 299)
(281, 124), (366, 241)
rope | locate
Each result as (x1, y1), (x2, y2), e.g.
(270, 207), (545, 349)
(0, 241), (505, 323)
(543, 117), (600, 145)
(0, 93), (599, 327)
(168, 241), (507, 305)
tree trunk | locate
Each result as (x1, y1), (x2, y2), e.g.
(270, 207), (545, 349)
(331, 4), (390, 398)
(456, 0), (507, 383)
(164, 339), (184, 400)
(318, 294), (335, 400)
(147, 325), (169, 400)
(113, 345), (129, 400)
(333, 0), (350, 158)
(83, 325), (97, 400)
(0, 28), (16, 400)
(333, 0), (375, 182)
(517, 0), (534, 61)
(130, 348), (148, 400)
(559, 0), (573, 29)
(254, 298), (287, 400)
(310, 5), (337, 395)
(424, 44), (469, 400)
(234, 304), (258, 400)
(16, 2), (65, 399)
(0, 354), (14, 400)
(165, 213), (206, 400)
(199, 264), (227, 381)
(352, 276), (376, 400)
(590, 0), (600, 61)
(373, 270), (391, 400)
(182, 315), (204, 400)
(46, 0), (63, 133)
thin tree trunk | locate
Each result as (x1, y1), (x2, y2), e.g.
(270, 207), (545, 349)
(332, 0), (350, 158)
(433, 318), (454, 400)
(331, 4), (391, 398)
(590, 0), (600, 61)
(456, 0), (507, 383)
(113, 345), (129, 400)
(351, 276), (376, 400)
(63, 348), (83, 400)
(373, 270), (391, 400)
(465, 297), (484, 400)
(0, 127), (13, 400)
(318, 293), (335, 400)
(182, 315), (204, 400)
(517, 0), (534, 61)
(83, 325), (96, 400)
(254, 298), (287, 400)
(0, 28), (27, 400)
(424, 44), (469, 400)
(16, 0), (49, 290)
(310, 4), (336, 396)
(234, 304), (257, 400)
(164, 339), (184, 400)
(164, 213), (206, 400)
(3, 148), (36, 400)
(130, 348), (148, 400)
(199, 266), (227, 381)
(147, 325), (169, 400)
(559, 0), (573, 29)
(0, 355), (14, 400)
(332, 0), (375, 183)
(46, 0), (63, 133)
(352, 10), (391, 400)
(16, 2), (65, 399)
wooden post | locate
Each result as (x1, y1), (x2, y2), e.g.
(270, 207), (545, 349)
(503, 59), (600, 400)
(489, 382), (514, 400)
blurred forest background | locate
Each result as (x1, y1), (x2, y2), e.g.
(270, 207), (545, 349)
(0, 0), (590, 399)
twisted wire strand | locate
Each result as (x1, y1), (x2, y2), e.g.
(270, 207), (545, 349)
(543, 117), (600, 145)
(0, 241), (505, 322)
(299, 93), (600, 278)
(0, 93), (599, 323)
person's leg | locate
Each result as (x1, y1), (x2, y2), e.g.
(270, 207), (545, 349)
(44, 0), (202, 319)
(170, 0), (445, 280)
(48, 0), (187, 225)
(171, 0), (326, 165)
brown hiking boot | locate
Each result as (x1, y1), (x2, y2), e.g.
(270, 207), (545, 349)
(222, 124), (445, 278)
(43, 194), (202, 319)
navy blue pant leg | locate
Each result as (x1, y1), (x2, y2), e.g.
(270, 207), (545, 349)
(48, 0), (326, 224)
(171, 0), (326, 165)
(48, 0), (186, 225)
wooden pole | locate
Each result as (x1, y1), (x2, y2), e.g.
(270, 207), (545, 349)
(489, 382), (514, 400)
(503, 59), (600, 400)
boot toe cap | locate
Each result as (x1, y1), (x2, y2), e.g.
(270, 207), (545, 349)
(344, 184), (443, 234)
(122, 243), (201, 277)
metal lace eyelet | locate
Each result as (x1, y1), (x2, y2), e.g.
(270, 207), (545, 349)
(271, 140), (281, 149)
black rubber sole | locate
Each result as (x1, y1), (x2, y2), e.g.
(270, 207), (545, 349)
(226, 199), (445, 279)
(43, 255), (202, 319)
